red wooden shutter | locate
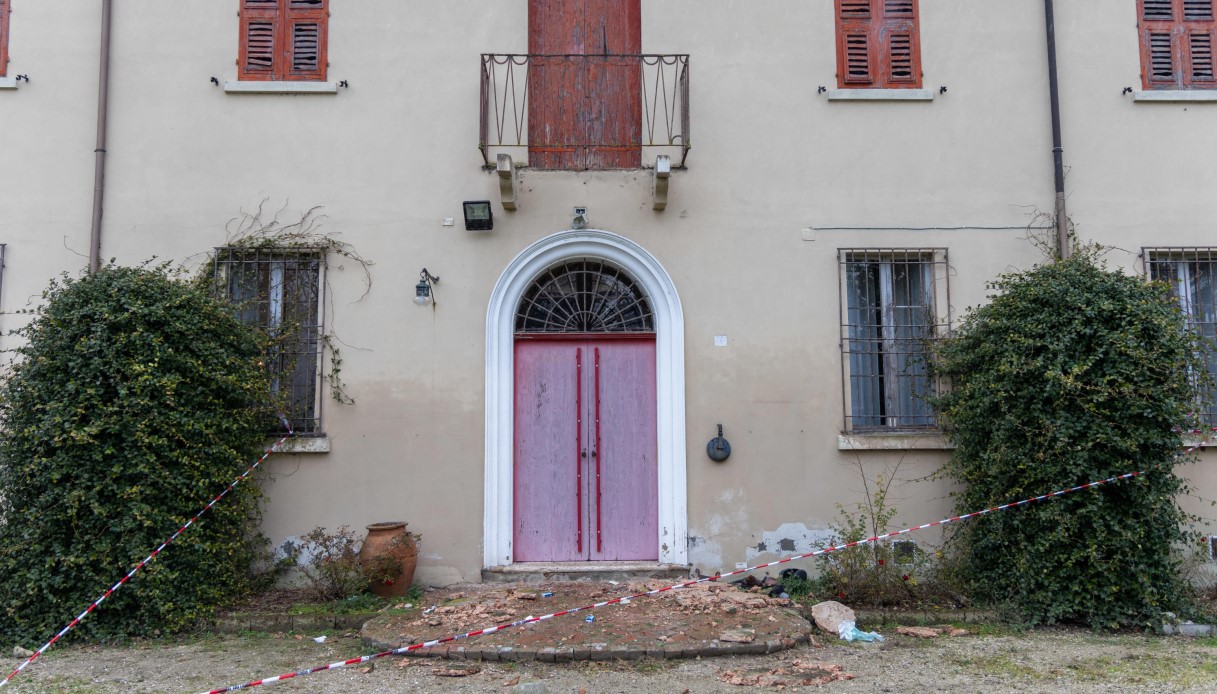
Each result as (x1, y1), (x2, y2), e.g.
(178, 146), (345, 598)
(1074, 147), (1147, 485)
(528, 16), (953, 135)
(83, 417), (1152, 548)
(286, 0), (327, 81)
(527, 0), (641, 170)
(528, 0), (583, 169)
(837, 0), (876, 86)
(238, 0), (327, 81)
(584, 0), (641, 169)
(1139, 0), (1217, 88)
(881, 0), (921, 87)
(239, 0), (281, 80)
(836, 0), (921, 88)
(1, 0), (13, 78)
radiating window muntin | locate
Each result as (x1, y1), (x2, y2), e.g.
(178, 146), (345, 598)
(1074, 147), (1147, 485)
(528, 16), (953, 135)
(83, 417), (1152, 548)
(515, 259), (654, 334)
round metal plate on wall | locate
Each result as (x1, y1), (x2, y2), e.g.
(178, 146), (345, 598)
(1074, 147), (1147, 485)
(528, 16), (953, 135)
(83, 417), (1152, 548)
(707, 424), (731, 462)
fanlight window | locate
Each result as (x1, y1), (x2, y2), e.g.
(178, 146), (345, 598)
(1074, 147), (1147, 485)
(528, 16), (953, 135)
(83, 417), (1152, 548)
(515, 260), (654, 333)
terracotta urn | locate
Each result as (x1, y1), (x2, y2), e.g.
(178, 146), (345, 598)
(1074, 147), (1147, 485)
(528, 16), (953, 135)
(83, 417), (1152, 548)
(360, 521), (418, 598)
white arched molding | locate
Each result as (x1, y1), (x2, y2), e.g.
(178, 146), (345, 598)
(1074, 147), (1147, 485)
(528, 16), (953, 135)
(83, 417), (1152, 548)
(484, 230), (687, 568)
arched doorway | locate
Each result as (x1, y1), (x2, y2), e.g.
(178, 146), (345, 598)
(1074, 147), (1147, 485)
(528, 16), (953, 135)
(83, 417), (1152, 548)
(484, 230), (686, 568)
(513, 260), (656, 561)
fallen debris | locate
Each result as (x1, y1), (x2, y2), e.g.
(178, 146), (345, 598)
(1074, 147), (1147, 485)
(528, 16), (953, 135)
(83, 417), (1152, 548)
(432, 665), (481, 677)
(810, 600), (854, 635)
(811, 600), (883, 641)
(895, 625), (970, 638)
(896, 626), (939, 638)
(719, 659), (855, 687)
(718, 628), (756, 643)
(364, 581), (815, 660)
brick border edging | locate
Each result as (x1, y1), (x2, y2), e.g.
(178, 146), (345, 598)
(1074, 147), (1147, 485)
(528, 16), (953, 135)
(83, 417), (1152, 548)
(360, 631), (813, 661)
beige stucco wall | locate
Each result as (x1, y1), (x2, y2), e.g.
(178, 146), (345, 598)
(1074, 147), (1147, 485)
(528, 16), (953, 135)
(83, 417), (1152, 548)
(1, 1), (1214, 586)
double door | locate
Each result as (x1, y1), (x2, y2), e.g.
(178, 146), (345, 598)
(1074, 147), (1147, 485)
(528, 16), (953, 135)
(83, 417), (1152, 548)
(513, 337), (657, 561)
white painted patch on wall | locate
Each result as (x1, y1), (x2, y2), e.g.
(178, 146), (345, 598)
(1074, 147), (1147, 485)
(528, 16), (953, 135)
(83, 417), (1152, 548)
(687, 534), (722, 569)
(745, 523), (836, 562)
(688, 488), (751, 571)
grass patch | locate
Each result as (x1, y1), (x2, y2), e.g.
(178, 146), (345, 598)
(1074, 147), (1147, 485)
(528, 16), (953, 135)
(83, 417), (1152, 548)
(286, 587), (425, 616)
(954, 653), (1042, 680)
(288, 593), (387, 615)
(633, 658), (677, 673)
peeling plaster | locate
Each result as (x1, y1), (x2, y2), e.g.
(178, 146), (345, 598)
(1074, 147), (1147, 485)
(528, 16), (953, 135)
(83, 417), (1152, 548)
(745, 523), (835, 562)
(688, 488), (751, 571)
(687, 533), (722, 569)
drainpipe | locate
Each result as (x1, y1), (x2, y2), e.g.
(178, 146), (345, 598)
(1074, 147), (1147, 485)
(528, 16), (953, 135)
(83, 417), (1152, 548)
(1043, 0), (1070, 260)
(88, 0), (113, 273)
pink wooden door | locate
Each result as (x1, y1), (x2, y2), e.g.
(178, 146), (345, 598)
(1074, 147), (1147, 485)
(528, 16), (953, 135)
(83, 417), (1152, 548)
(513, 337), (657, 561)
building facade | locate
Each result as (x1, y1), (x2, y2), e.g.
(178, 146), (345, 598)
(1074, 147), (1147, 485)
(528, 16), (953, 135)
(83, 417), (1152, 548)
(1, 1), (1216, 586)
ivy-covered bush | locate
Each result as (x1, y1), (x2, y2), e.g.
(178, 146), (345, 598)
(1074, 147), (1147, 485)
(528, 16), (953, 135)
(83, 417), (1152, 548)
(934, 254), (1201, 628)
(0, 265), (273, 645)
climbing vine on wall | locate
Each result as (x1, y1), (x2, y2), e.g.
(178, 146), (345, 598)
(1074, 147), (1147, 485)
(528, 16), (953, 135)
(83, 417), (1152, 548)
(203, 201), (374, 409)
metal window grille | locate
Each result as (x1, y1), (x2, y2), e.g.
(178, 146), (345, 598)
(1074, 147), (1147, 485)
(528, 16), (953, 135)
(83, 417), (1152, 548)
(515, 259), (654, 334)
(214, 247), (326, 435)
(839, 248), (950, 432)
(1145, 247), (1217, 424)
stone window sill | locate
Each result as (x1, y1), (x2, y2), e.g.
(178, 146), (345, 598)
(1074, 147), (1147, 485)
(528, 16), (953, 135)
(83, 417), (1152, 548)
(224, 80), (338, 94)
(827, 88), (934, 102)
(0, 77), (18, 90)
(274, 436), (331, 454)
(838, 432), (953, 450)
(1132, 90), (1217, 102)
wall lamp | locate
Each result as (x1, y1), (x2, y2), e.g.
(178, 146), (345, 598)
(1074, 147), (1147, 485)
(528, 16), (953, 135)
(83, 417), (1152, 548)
(414, 268), (440, 307)
(463, 200), (493, 231)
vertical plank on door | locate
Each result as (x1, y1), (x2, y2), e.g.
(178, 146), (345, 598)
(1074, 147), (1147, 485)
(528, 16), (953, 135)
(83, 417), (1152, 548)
(590, 339), (658, 560)
(513, 341), (582, 561)
(585, 0), (642, 169)
(528, 0), (584, 169)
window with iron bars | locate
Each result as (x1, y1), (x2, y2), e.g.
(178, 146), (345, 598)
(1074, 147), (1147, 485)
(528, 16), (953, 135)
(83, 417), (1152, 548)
(1145, 247), (1217, 424)
(214, 247), (325, 436)
(839, 249), (950, 432)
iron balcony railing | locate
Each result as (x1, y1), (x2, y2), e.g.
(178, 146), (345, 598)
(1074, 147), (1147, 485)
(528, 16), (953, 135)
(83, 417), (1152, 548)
(480, 53), (690, 169)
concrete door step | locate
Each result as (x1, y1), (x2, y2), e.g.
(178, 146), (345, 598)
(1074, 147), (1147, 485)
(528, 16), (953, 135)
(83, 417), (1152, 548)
(481, 562), (689, 584)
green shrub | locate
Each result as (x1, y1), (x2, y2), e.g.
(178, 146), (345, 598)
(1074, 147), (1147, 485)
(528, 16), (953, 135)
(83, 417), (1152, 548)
(933, 254), (1201, 628)
(809, 474), (966, 609)
(0, 264), (273, 645)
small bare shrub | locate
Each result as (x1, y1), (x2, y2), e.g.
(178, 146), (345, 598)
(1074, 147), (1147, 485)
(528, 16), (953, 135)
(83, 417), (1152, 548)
(280, 526), (403, 601)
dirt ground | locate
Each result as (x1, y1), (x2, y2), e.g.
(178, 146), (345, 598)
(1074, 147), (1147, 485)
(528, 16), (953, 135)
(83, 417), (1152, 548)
(360, 580), (813, 658)
(8, 621), (1217, 693)
(7, 574), (1217, 686)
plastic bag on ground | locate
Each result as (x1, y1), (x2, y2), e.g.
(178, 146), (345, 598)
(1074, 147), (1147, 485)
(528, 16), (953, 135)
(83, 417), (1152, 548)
(837, 620), (883, 642)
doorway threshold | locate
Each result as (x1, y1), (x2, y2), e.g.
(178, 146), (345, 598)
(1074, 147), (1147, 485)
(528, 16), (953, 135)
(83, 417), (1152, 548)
(481, 562), (689, 584)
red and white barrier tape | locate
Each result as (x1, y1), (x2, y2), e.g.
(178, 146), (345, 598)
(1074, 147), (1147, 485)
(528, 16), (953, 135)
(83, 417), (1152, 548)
(6, 426), (1212, 691)
(0, 427), (295, 689)
(199, 467), (1166, 693)
(1183, 426), (1217, 454)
